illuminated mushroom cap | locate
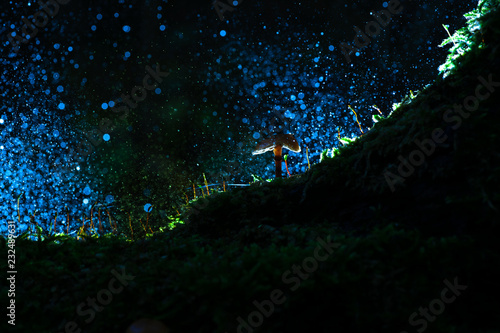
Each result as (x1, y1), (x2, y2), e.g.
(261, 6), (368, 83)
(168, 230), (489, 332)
(252, 133), (301, 155)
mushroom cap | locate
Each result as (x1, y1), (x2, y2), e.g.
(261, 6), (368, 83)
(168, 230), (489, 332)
(252, 133), (301, 155)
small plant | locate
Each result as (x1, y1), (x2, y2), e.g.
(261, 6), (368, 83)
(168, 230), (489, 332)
(438, 0), (496, 77)
(166, 216), (184, 230)
(348, 105), (364, 135)
(372, 114), (386, 123)
(251, 174), (271, 182)
(283, 154), (291, 177)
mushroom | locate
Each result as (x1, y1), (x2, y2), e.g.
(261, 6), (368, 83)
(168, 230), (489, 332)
(252, 133), (301, 178)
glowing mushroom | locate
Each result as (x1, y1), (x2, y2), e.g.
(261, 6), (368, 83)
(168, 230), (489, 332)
(252, 133), (301, 178)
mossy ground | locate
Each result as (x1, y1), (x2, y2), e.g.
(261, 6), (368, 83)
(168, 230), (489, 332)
(2, 1), (500, 332)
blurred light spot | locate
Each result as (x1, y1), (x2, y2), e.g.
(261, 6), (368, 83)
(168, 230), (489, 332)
(220, 30), (227, 37)
(123, 25), (131, 33)
(253, 132), (260, 139)
(144, 203), (153, 212)
(103, 134), (110, 141)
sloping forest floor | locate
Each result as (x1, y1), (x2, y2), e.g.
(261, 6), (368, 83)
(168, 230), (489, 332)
(2, 1), (500, 332)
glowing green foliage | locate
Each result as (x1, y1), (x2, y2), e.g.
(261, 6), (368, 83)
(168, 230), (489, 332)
(439, 0), (499, 76)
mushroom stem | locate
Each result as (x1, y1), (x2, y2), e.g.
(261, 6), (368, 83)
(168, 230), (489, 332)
(273, 144), (283, 178)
